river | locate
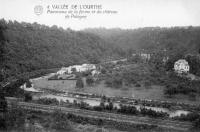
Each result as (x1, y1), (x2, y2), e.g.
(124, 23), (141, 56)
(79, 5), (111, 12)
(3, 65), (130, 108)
(34, 93), (190, 118)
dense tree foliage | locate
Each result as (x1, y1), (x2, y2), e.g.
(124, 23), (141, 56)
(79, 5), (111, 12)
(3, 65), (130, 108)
(164, 72), (200, 96)
(85, 27), (200, 76)
(84, 27), (200, 53)
(24, 92), (32, 102)
(37, 98), (59, 105)
(0, 86), (7, 112)
(76, 77), (84, 88)
(86, 75), (94, 86)
(0, 19), (123, 79)
(0, 20), (7, 82)
(185, 55), (200, 76)
(2, 20), (200, 81)
(3, 108), (26, 130)
(2, 77), (26, 97)
(51, 111), (73, 131)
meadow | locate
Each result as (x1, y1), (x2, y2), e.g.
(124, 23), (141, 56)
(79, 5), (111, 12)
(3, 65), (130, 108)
(32, 78), (200, 105)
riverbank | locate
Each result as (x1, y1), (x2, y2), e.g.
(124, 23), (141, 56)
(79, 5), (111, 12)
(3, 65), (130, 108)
(7, 102), (194, 132)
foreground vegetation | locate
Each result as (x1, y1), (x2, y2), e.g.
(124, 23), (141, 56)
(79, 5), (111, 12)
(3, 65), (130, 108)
(1, 107), (196, 132)
(0, 107), (161, 132)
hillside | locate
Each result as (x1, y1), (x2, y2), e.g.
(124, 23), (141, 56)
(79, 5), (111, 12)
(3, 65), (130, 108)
(1, 20), (200, 80)
(84, 27), (200, 54)
(0, 19), (124, 79)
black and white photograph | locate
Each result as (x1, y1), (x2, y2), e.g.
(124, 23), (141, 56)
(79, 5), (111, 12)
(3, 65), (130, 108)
(0, 0), (200, 132)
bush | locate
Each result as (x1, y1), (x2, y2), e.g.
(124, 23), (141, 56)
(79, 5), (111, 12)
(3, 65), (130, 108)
(164, 84), (177, 96)
(76, 77), (84, 88)
(93, 106), (103, 111)
(105, 75), (123, 88)
(86, 76), (94, 86)
(135, 83), (141, 87)
(140, 107), (169, 118)
(37, 98), (59, 105)
(112, 77), (123, 88)
(0, 89), (7, 112)
(194, 118), (200, 128)
(144, 81), (151, 88)
(26, 80), (32, 88)
(52, 111), (73, 131)
(173, 112), (200, 122)
(117, 105), (138, 115)
(5, 108), (26, 129)
(24, 92), (32, 102)
(0, 116), (6, 130)
(189, 93), (196, 101)
(101, 68), (107, 74)
(105, 78), (113, 87)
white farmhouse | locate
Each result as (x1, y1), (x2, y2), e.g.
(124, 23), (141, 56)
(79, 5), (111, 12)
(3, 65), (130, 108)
(56, 64), (96, 75)
(174, 59), (190, 74)
(82, 64), (96, 71)
(57, 67), (70, 74)
(140, 53), (151, 60)
(91, 70), (100, 76)
(71, 64), (96, 72)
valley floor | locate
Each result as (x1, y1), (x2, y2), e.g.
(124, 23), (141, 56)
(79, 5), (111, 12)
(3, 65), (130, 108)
(32, 78), (200, 105)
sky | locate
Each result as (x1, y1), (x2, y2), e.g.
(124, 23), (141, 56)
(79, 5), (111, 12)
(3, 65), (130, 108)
(0, 0), (200, 30)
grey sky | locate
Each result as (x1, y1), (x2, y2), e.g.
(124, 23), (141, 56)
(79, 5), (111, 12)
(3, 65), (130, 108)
(0, 0), (199, 30)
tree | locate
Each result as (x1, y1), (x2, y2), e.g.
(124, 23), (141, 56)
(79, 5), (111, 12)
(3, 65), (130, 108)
(76, 77), (84, 88)
(5, 108), (26, 129)
(0, 87), (7, 112)
(101, 68), (106, 74)
(86, 76), (94, 86)
(0, 86), (7, 130)
(128, 54), (141, 63)
(24, 92), (32, 102)
(3, 77), (26, 97)
(0, 19), (7, 82)
(87, 53), (100, 64)
(112, 76), (123, 88)
(0, 19), (121, 80)
(52, 111), (73, 131)
(71, 68), (77, 73)
(0, 116), (6, 130)
(165, 53), (184, 71)
(185, 55), (200, 76)
(194, 118), (200, 128)
(149, 51), (165, 69)
(107, 102), (113, 111)
(26, 80), (32, 88)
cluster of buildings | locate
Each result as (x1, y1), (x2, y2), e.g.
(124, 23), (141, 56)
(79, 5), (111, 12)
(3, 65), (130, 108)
(131, 50), (191, 75)
(56, 64), (99, 76)
(132, 49), (169, 63)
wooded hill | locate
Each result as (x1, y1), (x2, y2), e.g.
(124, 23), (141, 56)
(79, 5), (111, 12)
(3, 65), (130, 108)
(1, 19), (200, 80)
(84, 27), (200, 54)
(0, 19), (124, 79)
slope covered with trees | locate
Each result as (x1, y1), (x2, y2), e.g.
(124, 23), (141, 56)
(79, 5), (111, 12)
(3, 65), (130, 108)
(0, 19), (124, 79)
(84, 27), (200, 54)
(84, 27), (200, 75)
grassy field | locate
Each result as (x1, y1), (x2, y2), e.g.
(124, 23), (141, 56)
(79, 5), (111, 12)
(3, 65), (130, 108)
(32, 78), (200, 105)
